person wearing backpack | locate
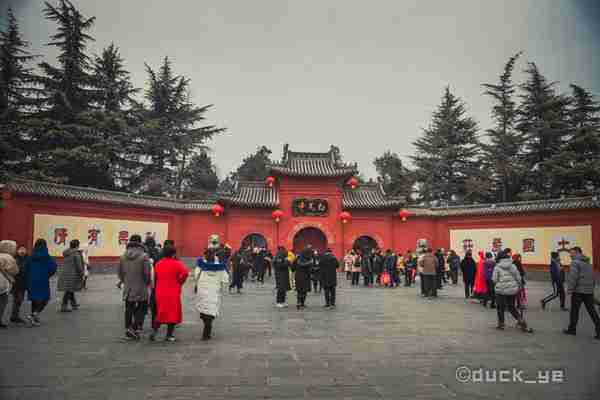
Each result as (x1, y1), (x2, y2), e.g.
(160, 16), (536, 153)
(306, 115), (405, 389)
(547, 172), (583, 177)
(492, 249), (529, 332)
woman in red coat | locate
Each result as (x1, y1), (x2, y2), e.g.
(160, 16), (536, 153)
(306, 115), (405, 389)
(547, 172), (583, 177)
(473, 250), (488, 301)
(150, 246), (189, 342)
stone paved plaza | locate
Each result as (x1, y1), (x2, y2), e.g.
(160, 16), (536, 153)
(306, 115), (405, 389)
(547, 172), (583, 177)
(1, 273), (599, 399)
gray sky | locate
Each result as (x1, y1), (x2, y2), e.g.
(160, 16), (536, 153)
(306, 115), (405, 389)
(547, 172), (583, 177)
(3, 0), (600, 179)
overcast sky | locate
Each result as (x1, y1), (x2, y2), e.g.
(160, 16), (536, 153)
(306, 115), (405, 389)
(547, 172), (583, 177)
(3, 0), (600, 179)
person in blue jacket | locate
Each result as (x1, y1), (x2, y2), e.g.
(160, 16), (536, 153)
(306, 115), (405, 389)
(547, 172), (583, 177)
(541, 251), (567, 311)
(25, 239), (57, 326)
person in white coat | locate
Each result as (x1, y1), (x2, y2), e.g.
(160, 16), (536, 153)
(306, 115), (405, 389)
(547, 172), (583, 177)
(194, 248), (229, 340)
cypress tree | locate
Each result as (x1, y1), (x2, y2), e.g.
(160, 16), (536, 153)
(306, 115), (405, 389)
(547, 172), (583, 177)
(552, 84), (600, 194)
(0, 8), (39, 177)
(481, 52), (526, 202)
(136, 57), (224, 196)
(90, 43), (140, 190)
(373, 151), (415, 200)
(516, 63), (570, 198)
(412, 87), (479, 205)
(26, 0), (112, 186)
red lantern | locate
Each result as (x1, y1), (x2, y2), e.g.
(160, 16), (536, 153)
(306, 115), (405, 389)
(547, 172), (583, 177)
(398, 209), (410, 222)
(272, 209), (284, 223)
(211, 204), (224, 217)
(347, 177), (358, 189)
(339, 211), (352, 224)
(266, 176), (276, 187)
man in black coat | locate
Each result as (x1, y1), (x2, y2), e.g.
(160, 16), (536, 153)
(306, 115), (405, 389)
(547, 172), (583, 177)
(229, 249), (245, 294)
(435, 248), (446, 288)
(460, 251), (476, 298)
(319, 249), (339, 308)
(254, 248), (267, 284)
(294, 247), (314, 309)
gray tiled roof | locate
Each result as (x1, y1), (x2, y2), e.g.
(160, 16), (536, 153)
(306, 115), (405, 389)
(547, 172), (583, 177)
(406, 196), (600, 217)
(219, 180), (279, 208)
(343, 183), (404, 209)
(269, 147), (357, 178)
(3, 179), (598, 216)
(4, 179), (216, 211)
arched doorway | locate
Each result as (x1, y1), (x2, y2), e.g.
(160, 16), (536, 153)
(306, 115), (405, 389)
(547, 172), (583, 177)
(293, 227), (327, 254)
(353, 235), (378, 253)
(241, 233), (268, 250)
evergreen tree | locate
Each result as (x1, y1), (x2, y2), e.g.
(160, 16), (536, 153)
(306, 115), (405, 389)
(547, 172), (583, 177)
(90, 43), (140, 189)
(517, 63), (570, 198)
(25, 0), (113, 187)
(481, 52), (527, 202)
(0, 8), (39, 177)
(183, 152), (219, 196)
(92, 43), (136, 112)
(373, 151), (415, 200)
(136, 56), (224, 196)
(552, 84), (600, 194)
(37, 0), (96, 114)
(232, 145), (272, 182)
(412, 87), (480, 204)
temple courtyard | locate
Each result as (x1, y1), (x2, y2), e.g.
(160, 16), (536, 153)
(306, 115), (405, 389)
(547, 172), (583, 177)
(1, 272), (599, 400)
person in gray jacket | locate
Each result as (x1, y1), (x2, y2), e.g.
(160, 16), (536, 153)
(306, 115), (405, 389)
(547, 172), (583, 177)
(118, 234), (152, 340)
(564, 247), (600, 339)
(492, 250), (528, 331)
(58, 240), (84, 312)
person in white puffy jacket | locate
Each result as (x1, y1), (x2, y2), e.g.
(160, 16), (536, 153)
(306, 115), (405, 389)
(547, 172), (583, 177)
(194, 248), (229, 340)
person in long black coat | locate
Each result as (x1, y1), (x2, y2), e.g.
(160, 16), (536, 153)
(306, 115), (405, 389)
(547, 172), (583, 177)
(229, 249), (245, 294)
(310, 250), (321, 293)
(273, 246), (291, 307)
(460, 251), (476, 298)
(254, 248), (267, 284)
(372, 249), (383, 286)
(361, 249), (373, 287)
(435, 249), (446, 288)
(319, 249), (339, 307)
(294, 247), (314, 309)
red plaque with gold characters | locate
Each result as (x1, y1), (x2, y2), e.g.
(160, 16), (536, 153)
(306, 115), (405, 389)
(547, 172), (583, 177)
(292, 198), (328, 217)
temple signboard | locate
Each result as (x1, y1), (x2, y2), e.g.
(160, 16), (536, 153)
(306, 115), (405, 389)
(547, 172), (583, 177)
(292, 198), (329, 217)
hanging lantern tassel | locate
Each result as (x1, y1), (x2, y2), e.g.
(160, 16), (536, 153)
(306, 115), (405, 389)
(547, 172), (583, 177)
(272, 209), (284, 223)
(340, 211), (352, 224)
(212, 204), (225, 217)
(398, 209), (410, 222)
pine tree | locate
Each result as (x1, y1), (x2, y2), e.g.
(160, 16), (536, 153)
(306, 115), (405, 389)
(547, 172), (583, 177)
(25, 0), (112, 187)
(232, 146), (273, 183)
(37, 0), (96, 115)
(552, 84), (600, 194)
(0, 8), (39, 177)
(136, 56), (224, 196)
(373, 151), (415, 200)
(89, 43), (140, 189)
(481, 52), (527, 202)
(517, 63), (570, 198)
(412, 87), (480, 205)
(183, 152), (219, 197)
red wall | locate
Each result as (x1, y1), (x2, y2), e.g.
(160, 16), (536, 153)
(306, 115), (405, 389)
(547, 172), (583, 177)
(1, 187), (599, 270)
(0, 192), (180, 261)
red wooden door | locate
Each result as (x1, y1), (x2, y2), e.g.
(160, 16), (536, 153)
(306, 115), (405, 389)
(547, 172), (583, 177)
(293, 227), (327, 254)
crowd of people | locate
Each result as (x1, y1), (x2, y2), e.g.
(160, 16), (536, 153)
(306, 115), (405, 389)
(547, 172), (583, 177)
(0, 236), (599, 342)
